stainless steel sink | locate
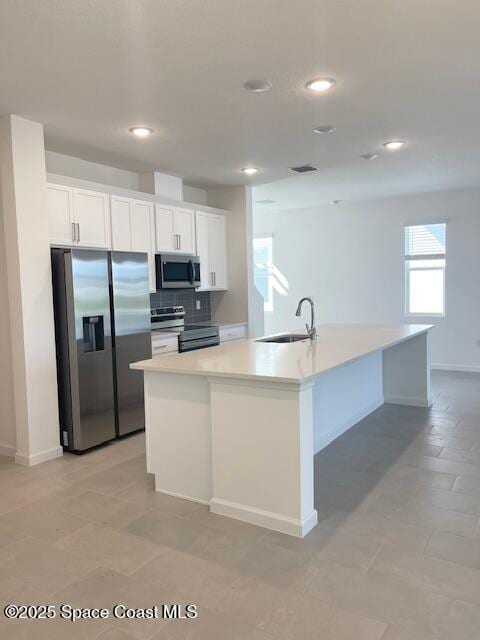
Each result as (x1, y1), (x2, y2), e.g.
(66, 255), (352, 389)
(256, 334), (310, 344)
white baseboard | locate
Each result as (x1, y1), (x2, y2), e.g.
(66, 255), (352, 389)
(155, 487), (210, 506)
(384, 395), (432, 408)
(14, 445), (63, 467)
(431, 363), (480, 374)
(0, 443), (16, 458)
(314, 395), (384, 454)
(210, 498), (318, 538)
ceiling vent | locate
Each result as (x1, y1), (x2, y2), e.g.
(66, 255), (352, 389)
(289, 164), (318, 173)
(256, 199), (276, 204)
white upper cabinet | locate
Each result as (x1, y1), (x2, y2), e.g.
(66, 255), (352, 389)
(154, 205), (176, 252)
(132, 200), (156, 292)
(208, 214), (227, 290)
(47, 183), (111, 249)
(196, 212), (210, 290)
(154, 205), (195, 255)
(110, 195), (156, 292)
(47, 183), (74, 245)
(73, 188), (111, 249)
(174, 207), (195, 254)
(110, 195), (132, 251)
(195, 211), (228, 291)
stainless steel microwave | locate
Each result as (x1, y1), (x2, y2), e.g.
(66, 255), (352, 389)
(155, 254), (201, 289)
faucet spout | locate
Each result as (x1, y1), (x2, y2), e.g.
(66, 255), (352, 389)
(295, 297), (316, 340)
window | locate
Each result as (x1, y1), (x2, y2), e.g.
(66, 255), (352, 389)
(253, 236), (273, 312)
(405, 223), (446, 316)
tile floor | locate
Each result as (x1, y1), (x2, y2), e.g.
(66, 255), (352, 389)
(1, 371), (480, 638)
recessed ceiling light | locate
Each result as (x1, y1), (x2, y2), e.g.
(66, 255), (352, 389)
(360, 153), (379, 160)
(306, 77), (336, 92)
(242, 167), (259, 175)
(331, 199), (343, 205)
(314, 125), (336, 135)
(383, 140), (405, 150)
(129, 127), (154, 137)
(243, 79), (272, 93)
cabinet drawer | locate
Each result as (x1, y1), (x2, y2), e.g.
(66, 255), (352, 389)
(152, 334), (178, 355)
(219, 325), (247, 342)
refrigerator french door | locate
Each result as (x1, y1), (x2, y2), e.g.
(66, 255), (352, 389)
(110, 251), (151, 437)
(51, 249), (151, 452)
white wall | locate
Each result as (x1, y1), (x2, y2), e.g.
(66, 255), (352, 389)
(138, 171), (183, 200)
(45, 151), (140, 190)
(183, 185), (207, 206)
(253, 187), (480, 371)
(0, 186), (16, 455)
(0, 115), (61, 464)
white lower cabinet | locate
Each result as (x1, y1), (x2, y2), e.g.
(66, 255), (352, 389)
(111, 195), (156, 292)
(152, 333), (178, 356)
(219, 325), (247, 342)
(47, 183), (111, 249)
(195, 211), (227, 291)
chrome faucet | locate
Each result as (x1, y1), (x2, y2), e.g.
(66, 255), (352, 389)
(295, 297), (316, 340)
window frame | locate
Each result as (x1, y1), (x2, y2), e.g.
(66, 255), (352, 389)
(404, 223), (446, 319)
(253, 235), (274, 313)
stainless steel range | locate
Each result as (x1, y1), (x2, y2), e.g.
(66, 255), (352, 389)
(151, 306), (220, 352)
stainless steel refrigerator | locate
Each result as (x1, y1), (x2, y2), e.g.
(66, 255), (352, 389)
(51, 248), (151, 453)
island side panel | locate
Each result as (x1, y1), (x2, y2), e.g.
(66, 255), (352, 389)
(382, 331), (431, 407)
(312, 351), (384, 454)
(144, 371), (212, 504)
(209, 378), (318, 538)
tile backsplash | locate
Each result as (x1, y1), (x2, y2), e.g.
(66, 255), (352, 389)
(150, 290), (211, 324)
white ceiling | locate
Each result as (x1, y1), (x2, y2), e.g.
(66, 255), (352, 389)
(1, 1), (480, 207)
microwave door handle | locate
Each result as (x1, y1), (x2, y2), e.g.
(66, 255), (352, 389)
(188, 259), (194, 285)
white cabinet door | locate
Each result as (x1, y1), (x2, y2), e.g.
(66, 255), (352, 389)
(47, 183), (74, 246)
(174, 207), (195, 254)
(195, 212), (210, 290)
(73, 188), (111, 249)
(132, 200), (156, 292)
(155, 205), (175, 252)
(209, 214), (227, 289)
(111, 195), (132, 251)
(194, 211), (228, 291)
(219, 325), (247, 342)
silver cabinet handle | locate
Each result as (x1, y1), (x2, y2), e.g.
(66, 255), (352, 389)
(71, 222), (76, 243)
(76, 223), (80, 243)
(174, 234), (179, 250)
(212, 271), (216, 287)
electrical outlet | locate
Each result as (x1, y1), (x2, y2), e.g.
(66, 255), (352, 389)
(196, 299), (201, 311)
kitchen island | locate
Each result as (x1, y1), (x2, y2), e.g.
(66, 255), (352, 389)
(131, 323), (432, 537)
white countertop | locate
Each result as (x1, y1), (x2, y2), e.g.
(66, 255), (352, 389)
(133, 324), (432, 384)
